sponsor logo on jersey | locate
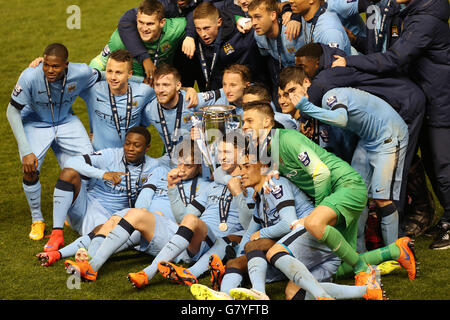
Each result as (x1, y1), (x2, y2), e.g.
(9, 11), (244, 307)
(12, 83), (22, 97)
(201, 91), (215, 102)
(101, 44), (111, 57)
(286, 170), (297, 178)
(298, 152), (310, 166)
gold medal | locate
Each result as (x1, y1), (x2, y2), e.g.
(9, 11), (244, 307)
(219, 222), (228, 232)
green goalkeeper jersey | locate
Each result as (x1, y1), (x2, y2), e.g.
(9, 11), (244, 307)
(89, 17), (186, 77)
(271, 129), (364, 205)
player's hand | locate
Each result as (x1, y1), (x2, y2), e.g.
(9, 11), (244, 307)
(236, 17), (252, 33)
(250, 230), (261, 241)
(290, 218), (305, 230)
(331, 55), (347, 68)
(300, 121), (314, 139)
(288, 90), (306, 109)
(262, 170), (280, 194)
(167, 168), (183, 188)
(227, 176), (244, 196)
(182, 36), (196, 59)
(344, 27), (357, 44)
(284, 20), (301, 41)
(184, 87), (198, 108)
(281, 11), (292, 25)
(142, 58), (156, 86)
(103, 172), (128, 185)
(29, 57), (43, 68)
(22, 153), (38, 174)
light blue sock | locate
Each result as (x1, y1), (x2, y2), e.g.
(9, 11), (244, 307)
(87, 235), (105, 257)
(143, 226), (193, 281)
(379, 204), (399, 245)
(90, 218), (135, 272)
(59, 234), (93, 258)
(188, 234), (225, 278)
(247, 250), (268, 294)
(319, 282), (367, 300)
(273, 253), (332, 299)
(23, 179), (43, 222)
(52, 179), (75, 229)
(220, 268), (243, 295)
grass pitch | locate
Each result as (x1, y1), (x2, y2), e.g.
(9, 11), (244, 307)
(0, 0), (449, 302)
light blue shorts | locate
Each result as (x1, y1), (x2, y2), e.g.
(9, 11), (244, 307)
(66, 182), (112, 235)
(21, 116), (93, 170)
(351, 136), (408, 201)
(278, 226), (341, 282)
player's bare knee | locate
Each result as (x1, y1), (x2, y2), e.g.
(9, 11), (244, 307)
(23, 171), (38, 184)
(124, 208), (149, 226)
(266, 243), (287, 262)
(59, 167), (81, 185)
(226, 256), (247, 271)
(181, 213), (201, 230)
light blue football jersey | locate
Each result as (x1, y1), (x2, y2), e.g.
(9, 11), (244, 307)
(142, 90), (220, 156)
(66, 148), (163, 214)
(136, 166), (210, 222)
(81, 80), (156, 151)
(10, 63), (100, 127)
(298, 87), (408, 150)
(301, 10), (352, 56)
(326, 0), (367, 37)
(253, 176), (314, 229)
(254, 24), (306, 68)
(189, 181), (254, 238)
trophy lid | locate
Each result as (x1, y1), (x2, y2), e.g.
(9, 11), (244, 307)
(199, 104), (235, 114)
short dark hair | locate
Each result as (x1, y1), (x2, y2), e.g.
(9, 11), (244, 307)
(138, 0), (165, 20)
(242, 100), (275, 125)
(43, 43), (69, 61)
(295, 43), (323, 60)
(154, 63), (181, 82)
(243, 83), (272, 103)
(126, 126), (151, 146)
(109, 49), (132, 69)
(278, 66), (308, 90)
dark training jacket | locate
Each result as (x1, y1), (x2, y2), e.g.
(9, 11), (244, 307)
(308, 43), (426, 128)
(345, 0), (450, 127)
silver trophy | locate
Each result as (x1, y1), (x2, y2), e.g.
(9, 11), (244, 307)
(191, 105), (241, 172)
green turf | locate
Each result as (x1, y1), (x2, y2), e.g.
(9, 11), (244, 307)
(0, 0), (449, 301)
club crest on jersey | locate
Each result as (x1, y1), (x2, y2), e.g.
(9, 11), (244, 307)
(287, 47), (296, 54)
(67, 83), (77, 93)
(132, 99), (138, 108)
(223, 43), (235, 55)
(12, 83), (22, 97)
(326, 95), (338, 107)
(298, 152), (310, 166)
(391, 26), (399, 38)
(161, 42), (171, 52)
(271, 184), (283, 199)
